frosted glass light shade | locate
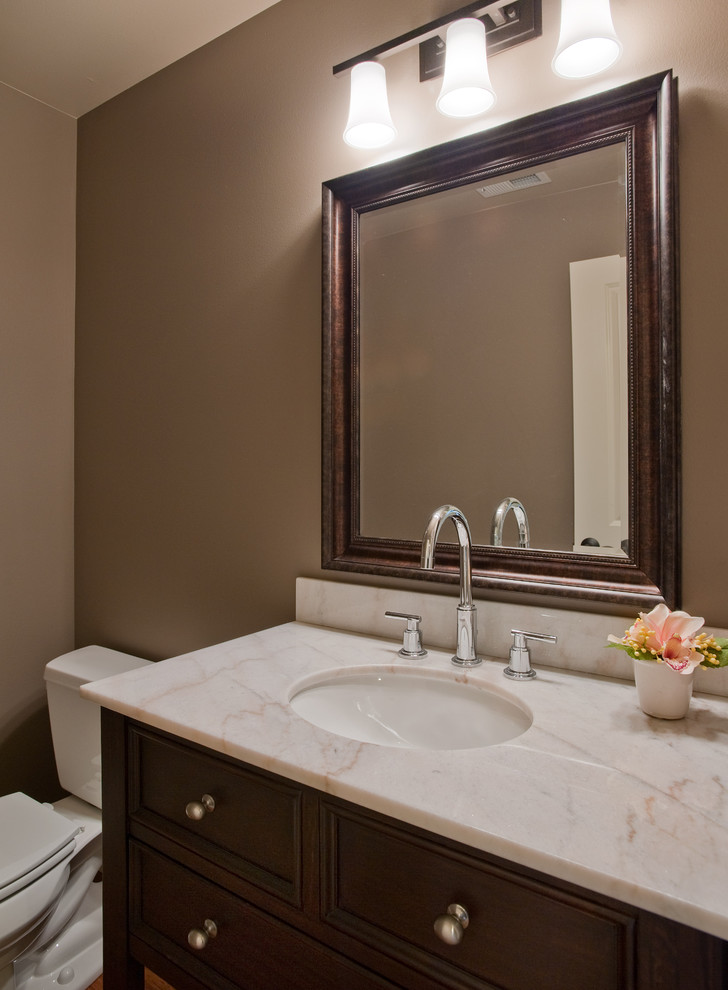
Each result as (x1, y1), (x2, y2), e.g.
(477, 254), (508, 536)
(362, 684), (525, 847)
(343, 61), (397, 149)
(436, 18), (496, 118)
(552, 0), (622, 78)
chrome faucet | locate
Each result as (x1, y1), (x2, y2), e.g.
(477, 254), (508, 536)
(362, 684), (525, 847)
(490, 496), (530, 549)
(420, 504), (481, 667)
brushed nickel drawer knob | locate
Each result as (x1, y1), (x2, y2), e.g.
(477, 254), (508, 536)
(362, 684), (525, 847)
(434, 903), (469, 945)
(185, 794), (216, 820)
(188, 918), (218, 950)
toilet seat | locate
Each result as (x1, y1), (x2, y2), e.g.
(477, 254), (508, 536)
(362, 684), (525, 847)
(0, 794), (78, 901)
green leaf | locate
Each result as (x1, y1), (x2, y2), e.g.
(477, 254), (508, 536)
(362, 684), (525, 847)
(700, 637), (728, 670)
(606, 641), (645, 662)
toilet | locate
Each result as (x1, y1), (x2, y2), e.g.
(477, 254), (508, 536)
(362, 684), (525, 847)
(0, 646), (151, 990)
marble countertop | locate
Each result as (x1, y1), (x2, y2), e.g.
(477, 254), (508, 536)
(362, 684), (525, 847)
(82, 620), (728, 941)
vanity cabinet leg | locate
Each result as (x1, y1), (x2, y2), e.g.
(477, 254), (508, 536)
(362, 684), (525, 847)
(101, 709), (145, 990)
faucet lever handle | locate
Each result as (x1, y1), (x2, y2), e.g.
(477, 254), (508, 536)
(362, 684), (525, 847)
(385, 611), (427, 658)
(504, 629), (557, 680)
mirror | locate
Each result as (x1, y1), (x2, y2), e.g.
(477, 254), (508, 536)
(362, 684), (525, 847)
(322, 71), (679, 608)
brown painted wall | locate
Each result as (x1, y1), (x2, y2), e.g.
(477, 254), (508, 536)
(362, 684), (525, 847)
(0, 86), (76, 799)
(75, 0), (728, 667)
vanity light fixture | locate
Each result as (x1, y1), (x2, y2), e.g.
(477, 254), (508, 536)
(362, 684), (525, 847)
(552, 0), (622, 79)
(335, 0), (622, 148)
(334, 0), (542, 148)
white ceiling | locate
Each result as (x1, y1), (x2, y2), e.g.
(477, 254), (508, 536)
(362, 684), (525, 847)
(0, 0), (281, 118)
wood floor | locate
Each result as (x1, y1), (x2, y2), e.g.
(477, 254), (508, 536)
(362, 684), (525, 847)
(87, 970), (174, 990)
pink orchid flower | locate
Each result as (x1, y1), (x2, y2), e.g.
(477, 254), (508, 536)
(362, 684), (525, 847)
(630, 603), (705, 673)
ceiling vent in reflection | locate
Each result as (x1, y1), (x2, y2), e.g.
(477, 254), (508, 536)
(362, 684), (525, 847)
(476, 171), (552, 199)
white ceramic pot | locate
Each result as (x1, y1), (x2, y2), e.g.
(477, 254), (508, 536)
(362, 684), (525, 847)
(633, 657), (695, 719)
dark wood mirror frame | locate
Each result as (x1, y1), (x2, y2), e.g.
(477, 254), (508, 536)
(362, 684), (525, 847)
(322, 71), (679, 609)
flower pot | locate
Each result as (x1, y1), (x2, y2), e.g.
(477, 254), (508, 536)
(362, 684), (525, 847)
(633, 657), (695, 719)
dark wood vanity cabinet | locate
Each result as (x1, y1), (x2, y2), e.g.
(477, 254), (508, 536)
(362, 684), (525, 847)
(102, 711), (728, 990)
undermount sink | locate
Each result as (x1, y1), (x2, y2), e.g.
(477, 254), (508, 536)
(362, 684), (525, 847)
(288, 666), (532, 750)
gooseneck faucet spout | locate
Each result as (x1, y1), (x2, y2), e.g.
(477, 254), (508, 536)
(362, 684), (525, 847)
(421, 504), (481, 667)
(490, 497), (530, 549)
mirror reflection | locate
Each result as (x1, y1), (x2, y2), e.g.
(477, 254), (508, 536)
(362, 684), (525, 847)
(359, 143), (628, 555)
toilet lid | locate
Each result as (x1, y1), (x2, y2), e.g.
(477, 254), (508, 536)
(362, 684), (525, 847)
(0, 793), (79, 899)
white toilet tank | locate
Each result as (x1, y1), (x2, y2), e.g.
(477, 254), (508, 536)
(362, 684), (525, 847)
(44, 646), (151, 810)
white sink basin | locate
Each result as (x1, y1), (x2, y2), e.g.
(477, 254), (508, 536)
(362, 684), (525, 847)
(289, 666), (532, 750)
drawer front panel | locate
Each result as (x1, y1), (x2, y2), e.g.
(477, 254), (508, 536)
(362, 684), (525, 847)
(130, 842), (398, 990)
(129, 726), (302, 902)
(322, 805), (635, 990)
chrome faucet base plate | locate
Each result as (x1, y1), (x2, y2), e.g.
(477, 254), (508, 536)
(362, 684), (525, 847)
(398, 647), (428, 658)
(451, 655), (483, 668)
(504, 666), (537, 679)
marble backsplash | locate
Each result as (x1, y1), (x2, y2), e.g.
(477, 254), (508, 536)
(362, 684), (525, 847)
(296, 578), (728, 698)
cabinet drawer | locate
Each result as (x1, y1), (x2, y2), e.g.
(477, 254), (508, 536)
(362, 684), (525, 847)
(128, 726), (302, 903)
(322, 804), (635, 990)
(130, 842), (398, 990)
